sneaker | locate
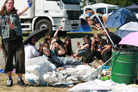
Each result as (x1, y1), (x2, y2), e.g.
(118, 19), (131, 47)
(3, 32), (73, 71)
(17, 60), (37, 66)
(7, 79), (13, 87)
(17, 79), (26, 87)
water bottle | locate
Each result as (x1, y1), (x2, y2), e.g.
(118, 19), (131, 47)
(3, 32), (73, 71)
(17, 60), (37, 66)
(99, 45), (102, 50)
(28, 0), (31, 7)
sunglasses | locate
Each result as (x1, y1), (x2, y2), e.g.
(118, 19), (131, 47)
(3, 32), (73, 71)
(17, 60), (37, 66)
(43, 48), (50, 52)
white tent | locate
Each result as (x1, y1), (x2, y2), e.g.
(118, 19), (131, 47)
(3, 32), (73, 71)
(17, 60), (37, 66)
(116, 22), (138, 38)
(83, 3), (118, 18)
(118, 22), (138, 31)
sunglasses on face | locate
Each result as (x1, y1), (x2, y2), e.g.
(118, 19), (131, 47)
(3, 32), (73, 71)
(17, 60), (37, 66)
(43, 48), (50, 52)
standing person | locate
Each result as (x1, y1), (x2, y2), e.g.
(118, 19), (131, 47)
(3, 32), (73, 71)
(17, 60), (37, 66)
(0, 0), (33, 87)
(24, 36), (39, 62)
(54, 26), (73, 57)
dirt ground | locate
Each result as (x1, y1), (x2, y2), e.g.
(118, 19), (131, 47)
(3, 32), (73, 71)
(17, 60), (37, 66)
(0, 33), (87, 92)
(0, 32), (104, 92)
(0, 73), (71, 92)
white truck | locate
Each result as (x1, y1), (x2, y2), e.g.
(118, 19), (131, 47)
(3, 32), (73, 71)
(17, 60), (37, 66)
(0, 0), (81, 35)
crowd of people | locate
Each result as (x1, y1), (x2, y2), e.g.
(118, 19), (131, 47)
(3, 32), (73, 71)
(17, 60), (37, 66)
(0, 0), (122, 87)
(85, 13), (104, 31)
(25, 27), (121, 68)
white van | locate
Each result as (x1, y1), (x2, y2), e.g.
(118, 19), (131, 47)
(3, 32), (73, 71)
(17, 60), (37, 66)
(83, 3), (118, 22)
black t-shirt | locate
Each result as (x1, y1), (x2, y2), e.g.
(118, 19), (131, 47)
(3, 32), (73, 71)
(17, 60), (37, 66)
(107, 32), (121, 45)
(56, 39), (72, 56)
(56, 39), (64, 48)
(94, 39), (107, 49)
(3, 29), (23, 42)
(83, 40), (92, 49)
(54, 47), (65, 57)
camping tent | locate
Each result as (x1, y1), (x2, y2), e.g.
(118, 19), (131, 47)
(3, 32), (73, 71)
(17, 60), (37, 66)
(70, 18), (91, 32)
(83, 3), (118, 22)
(106, 8), (138, 28)
(125, 4), (138, 19)
(125, 4), (138, 9)
(115, 22), (138, 38)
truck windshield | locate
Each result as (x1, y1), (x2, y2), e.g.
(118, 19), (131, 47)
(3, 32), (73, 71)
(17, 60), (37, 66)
(62, 0), (80, 5)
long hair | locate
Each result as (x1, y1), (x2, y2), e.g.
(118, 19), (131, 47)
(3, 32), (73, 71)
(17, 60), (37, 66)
(39, 42), (50, 56)
(83, 35), (91, 43)
(93, 33), (103, 49)
(63, 36), (73, 56)
(0, 0), (17, 16)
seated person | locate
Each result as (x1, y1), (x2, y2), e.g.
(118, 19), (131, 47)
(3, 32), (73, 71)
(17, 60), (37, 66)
(84, 33), (107, 63)
(85, 16), (95, 29)
(43, 35), (53, 49)
(50, 40), (65, 57)
(92, 16), (103, 30)
(101, 28), (121, 63)
(24, 36), (39, 62)
(39, 43), (82, 68)
(74, 35), (92, 59)
(54, 26), (74, 57)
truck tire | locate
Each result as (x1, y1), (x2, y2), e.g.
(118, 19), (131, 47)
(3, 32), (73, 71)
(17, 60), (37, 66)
(35, 19), (53, 35)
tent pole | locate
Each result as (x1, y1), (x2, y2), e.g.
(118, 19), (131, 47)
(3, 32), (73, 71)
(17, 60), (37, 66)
(89, 4), (115, 47)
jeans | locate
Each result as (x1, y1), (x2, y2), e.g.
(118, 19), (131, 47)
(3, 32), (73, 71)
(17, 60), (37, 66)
(59, 57), (81, 65)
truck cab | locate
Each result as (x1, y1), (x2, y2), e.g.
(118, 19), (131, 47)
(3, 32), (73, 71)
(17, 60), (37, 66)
(0, 0), (81, 35)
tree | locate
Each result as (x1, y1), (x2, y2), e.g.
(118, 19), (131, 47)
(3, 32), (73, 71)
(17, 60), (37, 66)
(102, 0), (138, 7)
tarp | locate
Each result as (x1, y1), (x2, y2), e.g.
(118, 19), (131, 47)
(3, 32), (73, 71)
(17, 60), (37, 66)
(25, 56), (97, 86)
(70, 18), (91, 32)
(115, 22), (138, 38)
(106, 8), (138, 28)
(68, 79), (138, 92)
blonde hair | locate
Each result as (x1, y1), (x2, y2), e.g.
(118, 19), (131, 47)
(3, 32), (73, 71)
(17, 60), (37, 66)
(93, 33), (103, 48)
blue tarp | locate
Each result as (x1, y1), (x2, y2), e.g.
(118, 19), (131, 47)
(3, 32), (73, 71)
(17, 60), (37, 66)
(70, 19), (91, 32)
(0, 69), (7, 74)
(106, 8), (138, 28)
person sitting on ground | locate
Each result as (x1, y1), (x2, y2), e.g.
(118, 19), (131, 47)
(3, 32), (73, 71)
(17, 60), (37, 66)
(39, 43), (82, 68)
(43, 34), (53, 49)
(84, 33), (107, 63)
(24, 36), (39, 62)
(101, 28), (121, 63)
(85, 16), (95, 29)
(92, 16), (103, 31)
(54, 26), (74, 57)
(50, 40), (66, 57)
(73, 35), (92, 59)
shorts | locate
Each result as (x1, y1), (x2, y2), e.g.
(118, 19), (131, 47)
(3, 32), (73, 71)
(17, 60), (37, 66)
(2, 41), (25, 74)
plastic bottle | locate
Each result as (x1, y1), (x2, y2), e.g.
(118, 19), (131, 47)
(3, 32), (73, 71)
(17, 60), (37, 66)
(28, 0), (31, 7)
